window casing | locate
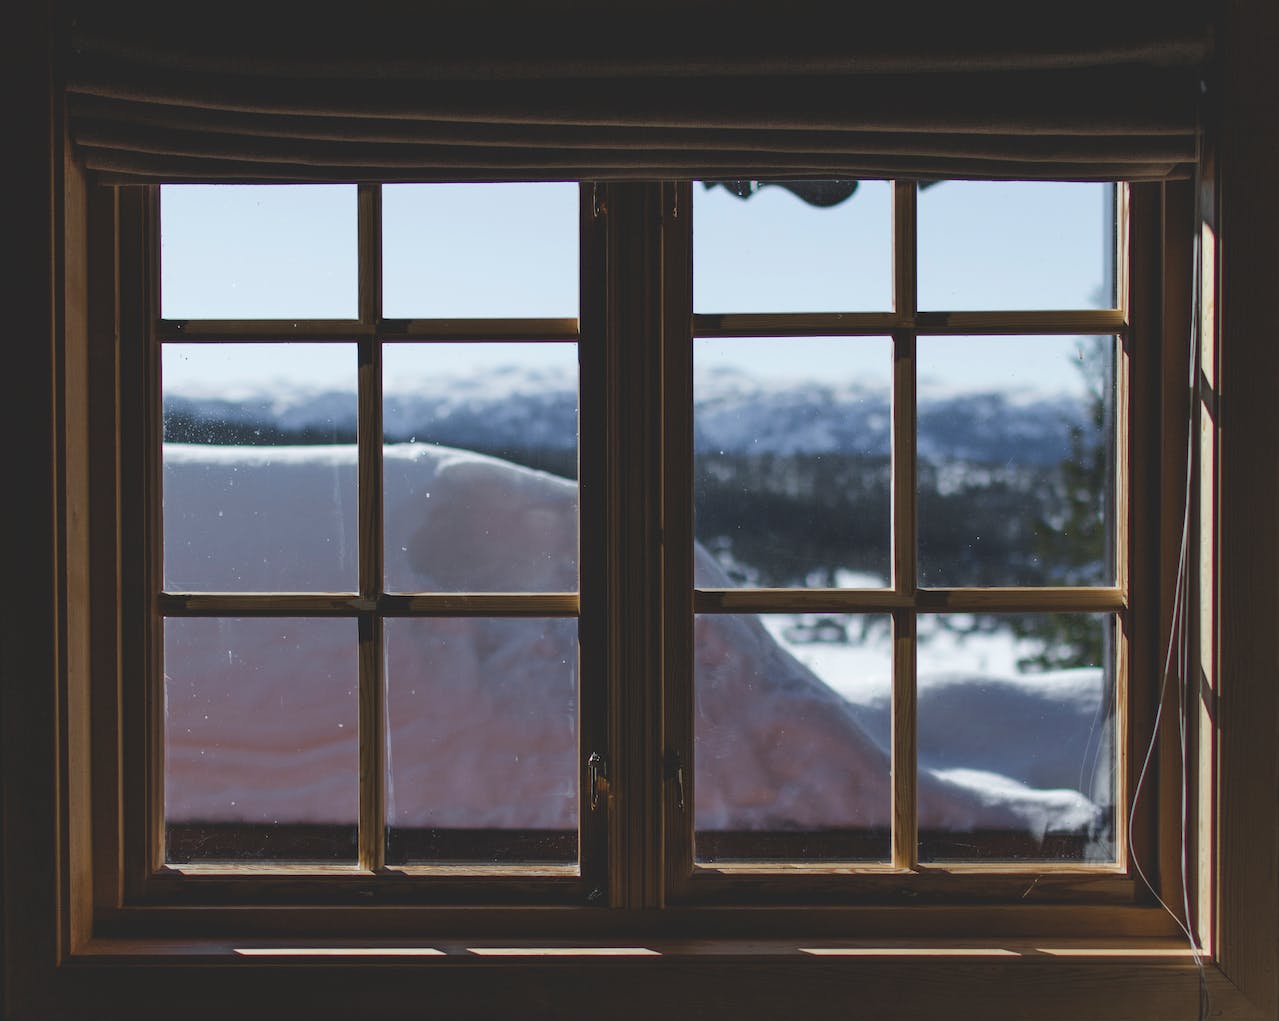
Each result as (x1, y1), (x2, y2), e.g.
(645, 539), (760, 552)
(98, 178), (1176, 927)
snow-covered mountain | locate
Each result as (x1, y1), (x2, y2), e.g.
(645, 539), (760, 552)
(165, 365), (1092, 466)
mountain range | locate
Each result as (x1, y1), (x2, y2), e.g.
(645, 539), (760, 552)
(165, 365), (1097, 466)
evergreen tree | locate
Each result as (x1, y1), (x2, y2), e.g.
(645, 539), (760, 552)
(1010, 336), (1113, 670)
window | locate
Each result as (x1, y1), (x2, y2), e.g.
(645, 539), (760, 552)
(112, 177), (1156, 914)
(140, 182), (603, 902)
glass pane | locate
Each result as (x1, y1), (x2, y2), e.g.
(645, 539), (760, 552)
(383, 343), (578, 593)
(163, 344), (358, 592)
(694, 613), (892, 863)
(918, 181), (1116, 311)
(164, 617), (358, 863)
(917, 336), (1116, 588)
(694, 337), (892, 588)
(382, 183), (579, 318)
(384, 618), (578, 866)
(694, 179), (892, 313)
(161, 185), (357, 319)
(917, 613), (1116, 862)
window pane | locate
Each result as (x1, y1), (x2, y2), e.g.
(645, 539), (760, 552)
(384, 618), (578, 866)
(163, 344), (358, 592)
(383, 343), (578, 593)
(163, 348), (360, 596)
(916, 613), (1116, 863)
(918, 181), (1116, 311)
(694, 180), (892, 313)
(161, 185), (357, 319)
(164, 617), (358, 863)
(694, 337), (892, 588)
(382, 183), (579, 318)
(917, 335), (1116, 588)
(694, 613), (892, 863)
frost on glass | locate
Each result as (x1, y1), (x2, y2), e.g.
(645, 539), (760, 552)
(164, 617), (358, 863)
(918, 181), (1116, 311)
(916, 335), (1116, 588)
(694, 613), (892, 863)
(693, 179), (892, 313)
(916, 613), (1116, 863)
(694, 337), (892, 589)
(384, 618), (579, 865)
(160, 184), (358, 319)
(382, 343), (578, 593)
(163, 344), (358, 592)
(382, 183), (579, 318)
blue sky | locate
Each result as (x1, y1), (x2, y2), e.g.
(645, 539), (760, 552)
(159, 180), (1113, 398)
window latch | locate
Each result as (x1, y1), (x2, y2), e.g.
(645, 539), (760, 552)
(664, 748), (686, 811)
(587, 751), (608, 811)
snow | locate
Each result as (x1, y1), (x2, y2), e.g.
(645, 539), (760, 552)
(163, 441), (1109, 851)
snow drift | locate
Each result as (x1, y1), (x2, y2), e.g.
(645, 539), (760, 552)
(163, 442), (1106, 850)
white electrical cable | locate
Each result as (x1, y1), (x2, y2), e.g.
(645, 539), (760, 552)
(1126, 108), (1210, 1020)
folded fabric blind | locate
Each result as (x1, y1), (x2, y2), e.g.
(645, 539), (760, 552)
(64, 0), (1211, 184)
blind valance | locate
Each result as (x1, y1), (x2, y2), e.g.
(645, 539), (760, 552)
(64, 1), (1211, 184)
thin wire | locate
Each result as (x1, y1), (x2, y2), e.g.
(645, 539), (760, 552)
(1126, 109), (1209, 1020)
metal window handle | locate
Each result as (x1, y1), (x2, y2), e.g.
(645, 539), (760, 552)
(587, 752), (607, 811)
(664, 748), (686, 811)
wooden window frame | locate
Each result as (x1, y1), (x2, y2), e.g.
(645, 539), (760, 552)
(663, 180), (1143, 905)
(86, 176), (1179, 925)
(11, 128), (1276, 1021)
(119, 184), (609, 908)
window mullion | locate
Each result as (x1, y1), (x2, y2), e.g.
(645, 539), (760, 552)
(356, 184), (385, 873)
(601, 181), (667, 908)
(661, 181), (696, 902)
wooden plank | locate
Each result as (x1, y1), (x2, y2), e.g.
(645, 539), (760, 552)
(1157, 181), (1195, 921)
(577, 180), (609, 902)
(357, 614), (384, 873)
(1216, 4), (1279, 1013)
(893, 181), (917, 321)
(662, 181), (696, 905)
(61, 128), (96, 956)
(694, 313), (900, 337)
(891, 609), (918, 871)
(355, 189), (385, 875)
(155, 319), (579, 342)
(1122, 183), (1164, 906)
(144, 187), (167, 879)
(156, 321), (374, 341)
(157, 593), (581, 616)
(89, 901), (1187, 942)
(891, 182), (919, 874)
(154, 862), (581, 880)
(1193, 152), (1218, 956)
(694, 589), (909, 613)
(357, 184), (381, 326)
(380, 318), (579, 341)
(4, 11), (66, 1006)
(602, 183), (665, 910)
(911, 310), (1128, 333)
(89, 182), (124, 913)
(694, 312), (1127, 339)
(915, 588), (1127, 613)
(684, 868), (1135, 906)
(355, 187), (385, 869)
(116, 187), (155, 901)
(44, 952), (1259, 1021)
